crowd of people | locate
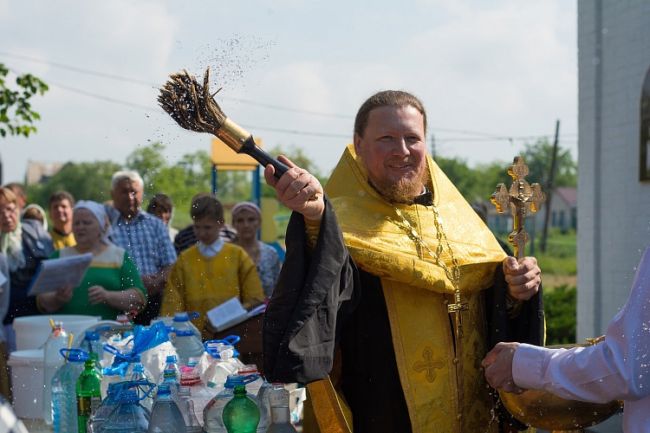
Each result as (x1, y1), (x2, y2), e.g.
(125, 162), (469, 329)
(0, 173), (282, 400)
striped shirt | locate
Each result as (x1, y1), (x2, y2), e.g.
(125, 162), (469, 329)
(111, 211), (177, 276)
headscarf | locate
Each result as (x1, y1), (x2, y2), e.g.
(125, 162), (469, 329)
(21, 204), (48, 231)
(231, 201), (261, 221)
(74, 200), (112, 244)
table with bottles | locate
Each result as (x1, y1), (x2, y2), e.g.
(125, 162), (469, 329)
(16, 312), (303, 433)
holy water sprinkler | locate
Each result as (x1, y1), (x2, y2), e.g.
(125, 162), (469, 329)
(158, 67), (289, 178)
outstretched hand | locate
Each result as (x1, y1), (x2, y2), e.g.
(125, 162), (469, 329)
(503, 256), (541, 301)
(264, 155), (325, 222)
(482, 342), (523, 394)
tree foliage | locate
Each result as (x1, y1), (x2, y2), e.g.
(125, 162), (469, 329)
(434, 139), (577, 205)
(27, 161), (121, 205)
(0, 63), (48, 138)
(521, 139), (577, 188)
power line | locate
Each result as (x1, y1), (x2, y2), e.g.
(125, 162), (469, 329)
(4, 55), (578, 144)
(0, 50), (579, 140)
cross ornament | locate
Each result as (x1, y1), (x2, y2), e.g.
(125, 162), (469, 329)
(413, 347), (445, 383)
(490, 156), (545, 259)
(447, 290), (469, 337)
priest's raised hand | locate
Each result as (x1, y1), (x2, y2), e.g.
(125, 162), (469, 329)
(264, 155), (325, 223)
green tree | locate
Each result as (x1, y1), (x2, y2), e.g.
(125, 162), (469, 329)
(522, 139), (577, 188)
(125, 142), (167, 188)
(27, 161), (120, 206)
(434, 156), (482, 202)
(0, 63), (48, 137)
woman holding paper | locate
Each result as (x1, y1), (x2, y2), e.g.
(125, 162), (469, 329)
(36, 201), (147, 320)
(160, 194), (264, 339)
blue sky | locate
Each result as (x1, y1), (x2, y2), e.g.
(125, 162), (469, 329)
(0, 0), (577, 184)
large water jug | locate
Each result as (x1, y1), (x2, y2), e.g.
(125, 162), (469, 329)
(51, 348), (88, 433)
(43, 321), (69, 424)
(147, 384), (186, 433)
(80, 330), (104, 360)
(171, 312), (204, 365)
(204, 374), (259, 433)
(87, 382), (120, 433)
(264, 385), (298, 433)
(98, 389), (149, 433)
(202, 337), (245, 387)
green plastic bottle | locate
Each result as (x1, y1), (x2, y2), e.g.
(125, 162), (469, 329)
(222, 384), (260, 433)
(76, 356), (102, 433)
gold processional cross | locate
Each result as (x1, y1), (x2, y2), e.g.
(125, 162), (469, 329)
(490, 156), (545, 259)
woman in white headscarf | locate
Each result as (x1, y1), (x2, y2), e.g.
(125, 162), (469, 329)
(37, 200), (147, 320)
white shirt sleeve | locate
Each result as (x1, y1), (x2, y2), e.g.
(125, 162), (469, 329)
(513, 248), (650, 404)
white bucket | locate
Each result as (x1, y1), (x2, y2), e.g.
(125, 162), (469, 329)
(8, 349), (44, 419)
(13, 315), (101, 350)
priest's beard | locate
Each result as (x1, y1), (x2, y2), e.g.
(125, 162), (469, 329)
(367, 163), (429, 205)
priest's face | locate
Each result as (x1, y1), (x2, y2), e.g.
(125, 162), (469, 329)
(354, 105), (427, 204)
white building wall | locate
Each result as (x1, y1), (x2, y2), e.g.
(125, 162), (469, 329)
(578, 0), (650, 340)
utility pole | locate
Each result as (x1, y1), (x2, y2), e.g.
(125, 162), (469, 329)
(540, 119), (560, 253)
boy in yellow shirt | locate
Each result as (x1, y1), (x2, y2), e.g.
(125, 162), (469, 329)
(161, 193), (264, 338)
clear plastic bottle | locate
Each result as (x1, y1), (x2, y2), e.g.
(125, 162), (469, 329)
(51, 348), (88, 433)
(80, 330), (104, 359)
(162, 355), (180, 384)
(147, 384), (186, 433)
(87, 382), (120, 433)
(99, 389), (149, 433)
(222, 383), (260, 433)
(181, 365), (218, 425)
(43, 321), (69, 424)
(77, 357), (103, 433)
(264, 385), (297, 433)
(255, 381), (273, 433)
(203, 375), (259, 433)
(130, 363), (154, 410)
(178, 386), (203, 433)
(171, 312), (204, 365)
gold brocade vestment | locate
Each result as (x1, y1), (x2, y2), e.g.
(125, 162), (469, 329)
(325, 145), (507, 433)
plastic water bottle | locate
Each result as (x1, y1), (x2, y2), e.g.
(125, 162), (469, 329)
(171, 312), (204, 365)
(80, 331), (104, 360)
(130, 363), (153, 410)
(264, 385), (297, 433)
(162, 355), (180, 384)
(223, 383), (260, 433)
(255, 381), (273, 433)
(87, 382), (120, 433)
(147, 384), (186, 433)
(43, 321), (69, 424)
(99, 389), (149, 433)
(178, 386), (203, 433)
(51, 348), (88, 433)
(77, 357), (103, 433)
(181, 363), (217, 423)
(204, 375), (259, 433)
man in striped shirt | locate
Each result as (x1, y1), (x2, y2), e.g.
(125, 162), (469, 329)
(110, 170), (177, 325)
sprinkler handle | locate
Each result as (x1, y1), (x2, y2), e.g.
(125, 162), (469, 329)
(240, 136), (289, 179)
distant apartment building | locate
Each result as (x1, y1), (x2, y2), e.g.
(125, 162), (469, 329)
(25, 160), (64, 185)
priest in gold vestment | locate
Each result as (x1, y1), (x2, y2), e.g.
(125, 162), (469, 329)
(263, 91), (544, 433)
